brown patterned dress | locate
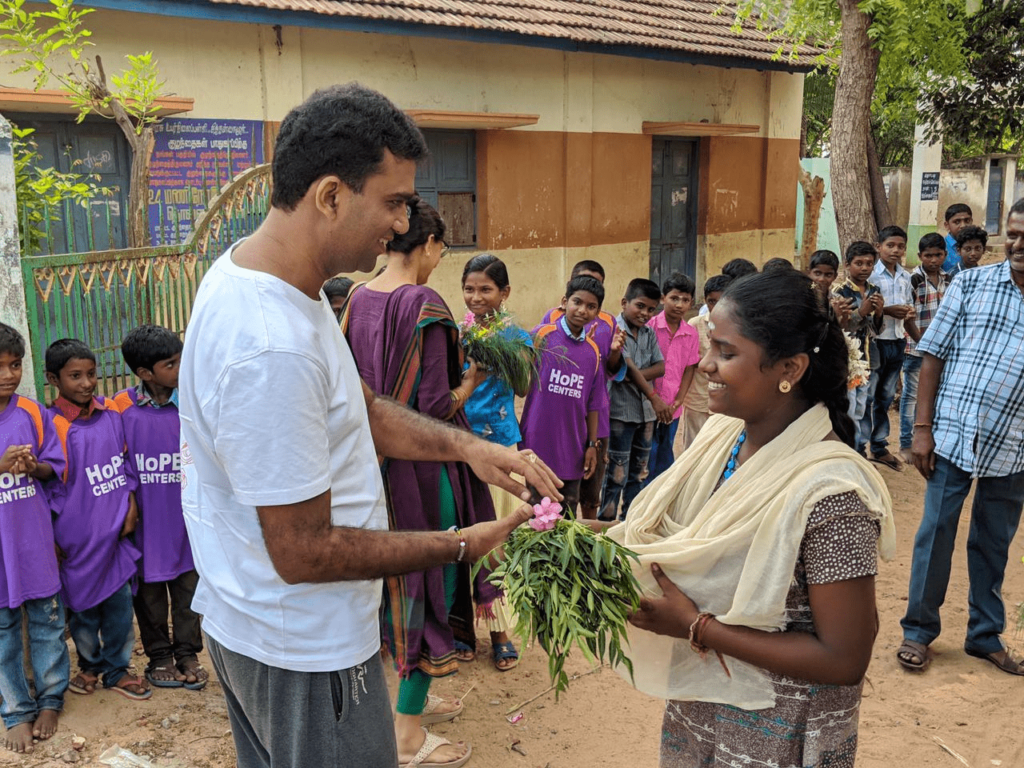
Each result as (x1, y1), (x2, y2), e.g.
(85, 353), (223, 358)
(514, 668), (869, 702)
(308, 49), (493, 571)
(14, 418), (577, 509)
(660, 491), (881, 768)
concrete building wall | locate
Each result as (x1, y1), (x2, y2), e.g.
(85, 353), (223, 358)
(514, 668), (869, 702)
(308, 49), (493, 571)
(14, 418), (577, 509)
(1, 7), (804, 320)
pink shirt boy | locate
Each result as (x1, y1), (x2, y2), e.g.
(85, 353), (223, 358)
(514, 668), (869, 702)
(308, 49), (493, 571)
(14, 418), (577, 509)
(647, 311), (700, 420)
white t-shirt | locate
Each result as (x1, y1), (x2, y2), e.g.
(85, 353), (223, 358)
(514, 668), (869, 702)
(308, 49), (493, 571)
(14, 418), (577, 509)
(179, 246), (388, 672)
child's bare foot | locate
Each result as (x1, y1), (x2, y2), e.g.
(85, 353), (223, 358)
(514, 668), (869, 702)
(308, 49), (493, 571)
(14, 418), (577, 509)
(3, 722), (34, 753)
(69, 672), (98, 695)
(32, 710), (59, 741)
(176, 657), (208, 690)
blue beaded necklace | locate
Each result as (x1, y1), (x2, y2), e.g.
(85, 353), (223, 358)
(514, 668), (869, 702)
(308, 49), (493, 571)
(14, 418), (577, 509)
(722, 430), (747, 480)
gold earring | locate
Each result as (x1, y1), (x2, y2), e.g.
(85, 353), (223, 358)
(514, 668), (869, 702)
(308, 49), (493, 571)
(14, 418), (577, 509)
(779, 380), (792, 394)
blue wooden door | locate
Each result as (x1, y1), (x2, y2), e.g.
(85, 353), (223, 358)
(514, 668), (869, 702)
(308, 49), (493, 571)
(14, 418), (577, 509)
(650, 138), (697, 285)
(985, 160), (1004, 235)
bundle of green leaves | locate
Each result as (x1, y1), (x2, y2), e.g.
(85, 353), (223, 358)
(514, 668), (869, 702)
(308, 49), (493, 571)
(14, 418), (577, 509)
(459, 309), (539, 394)
(476, 505), (642, 696)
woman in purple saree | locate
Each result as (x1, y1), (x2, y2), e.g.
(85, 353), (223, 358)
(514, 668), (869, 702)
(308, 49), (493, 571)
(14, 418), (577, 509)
(342, 198), (495, 768)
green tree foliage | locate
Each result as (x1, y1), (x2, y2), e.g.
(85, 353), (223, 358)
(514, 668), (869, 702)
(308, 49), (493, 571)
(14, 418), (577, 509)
(12, 125), (109, 255)
(1, 0), (167, 247)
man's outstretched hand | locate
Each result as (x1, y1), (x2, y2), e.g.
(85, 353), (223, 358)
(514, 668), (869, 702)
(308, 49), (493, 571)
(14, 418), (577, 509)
(465, 443), (563, 504)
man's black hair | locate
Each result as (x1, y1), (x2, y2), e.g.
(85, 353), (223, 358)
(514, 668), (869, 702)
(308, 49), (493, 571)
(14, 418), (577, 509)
(121, 325), (183, 374)
(918, 232), (946, 253)
(323, 277), (355, 301)
(703, 274), (732, 297)
(662, 272), (696, 297)
(955, 225), (988, 249)
(877, 225), (907, 244)
(809, 250), (840, 271)
(762, 257), (794, 273)
(722, 258), (758, 280)
(45, 338), (94, 375)
(944, 203), (973, 222)
(0, 323), (25, 359)
(564, 275), (605, 308)
(624, 278), (661, 303)
(570, 260), (605, 280)
(270, 83), (428, 210)
(845, 241), (877, 264)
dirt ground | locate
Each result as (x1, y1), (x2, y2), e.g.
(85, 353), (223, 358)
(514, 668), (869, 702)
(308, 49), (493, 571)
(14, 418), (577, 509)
(5, 416), (1024, 768)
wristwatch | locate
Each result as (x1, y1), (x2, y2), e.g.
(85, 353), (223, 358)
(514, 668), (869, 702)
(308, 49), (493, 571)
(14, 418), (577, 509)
(586, 440), (598, 448)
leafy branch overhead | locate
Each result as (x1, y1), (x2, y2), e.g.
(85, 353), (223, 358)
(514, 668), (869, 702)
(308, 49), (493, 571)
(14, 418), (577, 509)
(0, 0), (169, 247)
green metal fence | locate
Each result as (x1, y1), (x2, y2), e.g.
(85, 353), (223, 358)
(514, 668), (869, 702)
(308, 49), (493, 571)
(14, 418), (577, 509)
(21, 163), (271, 399)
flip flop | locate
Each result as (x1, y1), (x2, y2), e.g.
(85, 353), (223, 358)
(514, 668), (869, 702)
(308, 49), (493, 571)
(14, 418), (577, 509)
(453, 640), (475, 663)
(400, 727), (472, 768)
(109, 674), (152, 701)
(420, 694), (463, 725)
(177, 658), (209, 691)
(145, 661), (184, 689)
(68, 672), (98, 695)
(871, 451), (904, 472)
(492, 641), (519, 672)
(896, 640), (929, 671)
(965, 646), (1024, 676)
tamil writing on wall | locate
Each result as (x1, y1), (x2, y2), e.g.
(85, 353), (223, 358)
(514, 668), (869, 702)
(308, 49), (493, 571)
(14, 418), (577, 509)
(148, 118), (264, 245)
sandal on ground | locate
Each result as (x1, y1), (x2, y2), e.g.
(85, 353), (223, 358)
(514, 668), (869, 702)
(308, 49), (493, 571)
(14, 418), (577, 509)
(145, 661), (184, 689)
(109, 674), (152, 701)
(453, 640), (475, 663)
(492, 641), (519, 672)
(896, 640), (929, 671)
(965, 646), (1024, 676)
(177, 657), (209, 690)
(871, 451), (903, 472)
(420, 694), (463, 725)
(400, 727), (472, 768)
(68, 672), (98, 695)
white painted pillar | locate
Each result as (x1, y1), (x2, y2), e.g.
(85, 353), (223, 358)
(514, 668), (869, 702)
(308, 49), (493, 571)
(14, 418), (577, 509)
(906, 119), (944, 263)
(1003, 157), (1018, 223)
(0, 116), (37, 399)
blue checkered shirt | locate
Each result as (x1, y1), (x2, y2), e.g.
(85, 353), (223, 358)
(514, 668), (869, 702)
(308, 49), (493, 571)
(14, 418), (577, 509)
(917, 262), (1024, 477)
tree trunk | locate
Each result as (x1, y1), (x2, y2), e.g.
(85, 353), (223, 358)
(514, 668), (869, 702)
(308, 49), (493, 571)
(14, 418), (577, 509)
(125, 126), (154, 248)
(831, 0), (881, 248)
(798, 164), (826, 269)
(867, 133), (892, 233)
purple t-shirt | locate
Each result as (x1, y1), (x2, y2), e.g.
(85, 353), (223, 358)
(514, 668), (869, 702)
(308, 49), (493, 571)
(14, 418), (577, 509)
(540, 308), (621, 439)
(519, 322), (603, 480)
(49, 402), (140, 612)
(0, 395), (64, 609)
(115, 389), (193, 583)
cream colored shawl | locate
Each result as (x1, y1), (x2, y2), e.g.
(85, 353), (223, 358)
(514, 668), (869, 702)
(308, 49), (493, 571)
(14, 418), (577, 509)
(607, 404), (895, 709)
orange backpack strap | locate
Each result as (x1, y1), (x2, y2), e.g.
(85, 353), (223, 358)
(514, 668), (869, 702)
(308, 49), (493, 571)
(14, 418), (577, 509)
(337, 282), (368, 335)
(14, 398), (45, 450)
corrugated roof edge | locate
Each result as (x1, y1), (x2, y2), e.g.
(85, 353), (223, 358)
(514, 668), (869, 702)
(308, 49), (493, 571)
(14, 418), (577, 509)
(82, 0), (823, 73)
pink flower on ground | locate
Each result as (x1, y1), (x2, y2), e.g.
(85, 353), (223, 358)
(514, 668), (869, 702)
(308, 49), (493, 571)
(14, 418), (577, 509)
(529, 497), (563, 531)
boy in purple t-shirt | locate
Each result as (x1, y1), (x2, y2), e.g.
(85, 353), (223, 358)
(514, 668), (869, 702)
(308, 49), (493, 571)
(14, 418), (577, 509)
(521, 276), (612, 513)
(539, 260), (626, 519)
(643, 272), (699, 486)
(44, 339), (149, 702)
(0, 324), (69, 752)
(115, 325), (206, 691)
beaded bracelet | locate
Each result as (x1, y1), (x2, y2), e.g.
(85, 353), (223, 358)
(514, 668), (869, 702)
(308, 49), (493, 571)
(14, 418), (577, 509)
(688, 611), (731, 678)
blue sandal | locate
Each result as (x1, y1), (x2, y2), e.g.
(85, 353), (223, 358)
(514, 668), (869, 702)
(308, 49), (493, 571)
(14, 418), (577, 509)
(492, 641), (519, 672)
(454, 640), (476, 662)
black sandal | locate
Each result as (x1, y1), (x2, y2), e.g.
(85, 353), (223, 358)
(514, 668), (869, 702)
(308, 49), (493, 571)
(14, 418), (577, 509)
(896, 640), (929, 671)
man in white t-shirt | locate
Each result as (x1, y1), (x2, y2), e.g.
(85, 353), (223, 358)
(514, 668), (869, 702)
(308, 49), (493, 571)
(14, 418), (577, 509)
(179, 83), (561, 768)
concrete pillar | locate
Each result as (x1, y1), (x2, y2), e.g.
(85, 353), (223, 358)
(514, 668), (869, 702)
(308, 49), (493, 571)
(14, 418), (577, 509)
(906, 119), (943, 266)
(0, 116), (37, 400)
(1003, 157), (1018, 229)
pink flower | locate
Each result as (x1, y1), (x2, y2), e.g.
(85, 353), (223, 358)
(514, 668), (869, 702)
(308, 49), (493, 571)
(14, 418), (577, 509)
(528, 497), (563, 531)
(462, 311), (476, 326)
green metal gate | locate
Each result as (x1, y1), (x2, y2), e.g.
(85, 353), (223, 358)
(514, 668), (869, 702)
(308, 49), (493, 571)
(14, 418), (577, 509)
(20, 164), (271, 399)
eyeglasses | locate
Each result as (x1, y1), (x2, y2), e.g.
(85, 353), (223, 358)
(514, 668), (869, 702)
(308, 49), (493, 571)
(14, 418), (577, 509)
(439, 244), (451, 258)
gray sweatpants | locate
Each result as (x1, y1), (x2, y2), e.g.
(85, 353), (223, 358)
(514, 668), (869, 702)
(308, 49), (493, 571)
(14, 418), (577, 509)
(207, 635), (397, 768)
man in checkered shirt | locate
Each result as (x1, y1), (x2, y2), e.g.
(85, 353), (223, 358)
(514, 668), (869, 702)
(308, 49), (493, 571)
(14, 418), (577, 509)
(897, 199), (1024, 676)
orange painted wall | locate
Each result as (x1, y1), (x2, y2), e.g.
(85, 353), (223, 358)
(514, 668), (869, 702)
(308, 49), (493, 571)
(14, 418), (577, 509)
(478, 131), (651, 251)
(699, 135), (800, 236)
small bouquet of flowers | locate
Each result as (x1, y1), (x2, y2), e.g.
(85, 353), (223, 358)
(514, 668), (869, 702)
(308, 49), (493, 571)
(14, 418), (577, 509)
(459, 309), (539, 393)
(475, 499), (642, 696)
(844, 331), (870, 390)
